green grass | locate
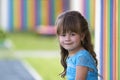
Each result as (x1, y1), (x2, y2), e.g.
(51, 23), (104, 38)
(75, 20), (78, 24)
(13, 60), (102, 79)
(7, 32), (59, 50)
(7, 32), (64, 80)
(24, 57), (65, 80)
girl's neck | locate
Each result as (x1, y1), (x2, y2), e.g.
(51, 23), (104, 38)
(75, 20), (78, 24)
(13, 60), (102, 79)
(68, 47), (84, 57)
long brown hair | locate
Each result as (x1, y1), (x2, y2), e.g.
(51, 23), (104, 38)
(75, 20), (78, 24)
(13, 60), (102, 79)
(55, 11), (98, 78)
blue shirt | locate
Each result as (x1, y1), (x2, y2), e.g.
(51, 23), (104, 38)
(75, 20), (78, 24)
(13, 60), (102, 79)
(66, 49), (98, 80)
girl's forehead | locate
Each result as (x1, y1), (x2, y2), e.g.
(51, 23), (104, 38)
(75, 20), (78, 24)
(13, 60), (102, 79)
(59, 26), (79, 33)
(59, 29), (78, 35)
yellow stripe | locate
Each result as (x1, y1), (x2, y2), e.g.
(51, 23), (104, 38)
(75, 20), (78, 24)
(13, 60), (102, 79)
(27, 0), (35, 30)
(13, 0), (21, 31)
(54, 0), (63, 20)
(41, 0), (49, 25)
(90, 0), (95, 30)
(105, 0), (109, 79)
(116, 0), (118, 79)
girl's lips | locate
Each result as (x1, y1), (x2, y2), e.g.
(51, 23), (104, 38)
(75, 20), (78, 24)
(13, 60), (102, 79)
(64, 43), (72, 45)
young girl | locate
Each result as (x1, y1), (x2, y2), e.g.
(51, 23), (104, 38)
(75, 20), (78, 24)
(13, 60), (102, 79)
(55, 11), (98, 80)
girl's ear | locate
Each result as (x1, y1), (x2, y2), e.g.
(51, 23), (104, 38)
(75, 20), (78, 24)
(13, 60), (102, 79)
(80, 33), (85, 41)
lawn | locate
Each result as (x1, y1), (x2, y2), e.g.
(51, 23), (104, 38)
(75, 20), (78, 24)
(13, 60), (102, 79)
(24, 57), (64, 80)
(7, 32), (59, 50)
(7, 32), (63, 80)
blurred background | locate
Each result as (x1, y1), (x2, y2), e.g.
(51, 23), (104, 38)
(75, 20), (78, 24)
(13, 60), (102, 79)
(0, 0), (119, 80)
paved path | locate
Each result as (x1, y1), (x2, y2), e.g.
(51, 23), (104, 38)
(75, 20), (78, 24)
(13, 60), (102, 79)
(0, 50), (60, 80)
(0, 59), (42, 80)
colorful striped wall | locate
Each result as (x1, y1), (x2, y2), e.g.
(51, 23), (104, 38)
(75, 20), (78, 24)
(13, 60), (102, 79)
(95, 0), (120, 80)
(8, 0), (70, 31)
(79, 0), (96, 32)
(79, 0), (120, 80)
(100, 0), (119, 80)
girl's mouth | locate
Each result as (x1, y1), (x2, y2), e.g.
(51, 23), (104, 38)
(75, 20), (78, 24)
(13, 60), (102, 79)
(64, 43), (72, 45)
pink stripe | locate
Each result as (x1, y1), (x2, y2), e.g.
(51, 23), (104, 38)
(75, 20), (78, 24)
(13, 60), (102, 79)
(103, 0), (107, 79)
(112, 0), (116, 79)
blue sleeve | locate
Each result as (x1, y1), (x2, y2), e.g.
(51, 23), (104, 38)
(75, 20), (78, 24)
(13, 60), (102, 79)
(76, 54), (93, 69)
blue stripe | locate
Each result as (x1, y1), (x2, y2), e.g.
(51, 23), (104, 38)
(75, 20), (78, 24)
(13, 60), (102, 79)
(36, 0), (40, 26)
(63, 0), (70, 11)
(21, 0), (27, 31)
(83, 0), (90, 24)
(8, 0), (14, 31)
(49, 0), (55, 25)
(86, 0), (90, 25)
(23, 0), (27, 31)
(100, 0), (103, 80)
(110, 0), (113, 80)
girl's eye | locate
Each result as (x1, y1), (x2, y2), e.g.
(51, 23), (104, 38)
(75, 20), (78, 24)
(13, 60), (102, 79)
(60, 34), (66, 36)
(70, 33), (76, 36)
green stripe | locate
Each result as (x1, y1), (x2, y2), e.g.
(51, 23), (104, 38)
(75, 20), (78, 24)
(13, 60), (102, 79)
(108, 0), (110, 79)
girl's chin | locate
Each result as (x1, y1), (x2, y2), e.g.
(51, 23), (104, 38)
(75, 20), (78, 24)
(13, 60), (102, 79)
(64, 48), (74, 51)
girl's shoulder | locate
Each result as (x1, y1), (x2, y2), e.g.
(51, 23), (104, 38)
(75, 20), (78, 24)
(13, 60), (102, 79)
(76, 49), (90, 57)
(76, 49), (98, 71)
(75, 49), (95, 64)
(68, 49), (93, 63)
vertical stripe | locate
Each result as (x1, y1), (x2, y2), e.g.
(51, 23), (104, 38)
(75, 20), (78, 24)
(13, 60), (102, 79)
(39, 0), (42, 25)
(70, 0), (81, 11)
(102, 0), (105, 79)
(118, 0), (120, 79)
(21, 0), (27, 31)
(34, 0), (37, 28)
(8, 0), (14, 31)
(100, 0), (104, 79)
(90, 0), (95, 30)
(103, 0), (108, 79)
(95, 0), (101, 79)
(116, 0), (119, 80)
(112, 0), (116, 79)
(27, 0), (35, 30)
(54, 0), (63, 22)
(85, 0), (90, 24)
(0, 0), (2, 28)
(48, 0), (55, 25)
(19, 0), (22, 30)
(0, 0), (1, 26)
(21, 0), (24, 30)
(14, 0), (22, 31)
(35, 0), (40, 27)
(82, 0), (86, 16)
(62, 0), (70, 11)
(89, 0), (95, 43)
(32, 0), (36, 29)
(41, 0), (49, 25)
(1, 0), (9, 31)
(108, 0), (111, 80)
(110, 0), (113, 79)
(107, 0), (110, 79)
(79, 0), (84, 15)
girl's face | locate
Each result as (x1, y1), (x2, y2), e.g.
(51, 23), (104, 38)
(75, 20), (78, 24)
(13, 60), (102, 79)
(58, 32), (83, 54)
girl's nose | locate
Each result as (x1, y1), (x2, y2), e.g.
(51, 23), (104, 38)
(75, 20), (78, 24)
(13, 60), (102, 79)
(65, 35), (70, 40)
